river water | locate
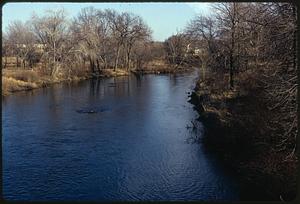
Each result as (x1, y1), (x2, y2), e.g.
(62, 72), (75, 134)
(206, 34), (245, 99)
(2, 70), (240, 201)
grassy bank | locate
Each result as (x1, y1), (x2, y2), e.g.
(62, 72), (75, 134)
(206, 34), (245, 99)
(2, 65), (190, 96)
(2, 68), (129, 96)
(189, 71), (297, 201)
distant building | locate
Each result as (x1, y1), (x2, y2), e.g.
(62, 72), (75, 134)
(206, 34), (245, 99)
(15, 43), (46, 53)
(16, 44), (27, 48)
(16, 43), (46, 49)
(33, 44), (46, 49)
(185, 43), (205, 56)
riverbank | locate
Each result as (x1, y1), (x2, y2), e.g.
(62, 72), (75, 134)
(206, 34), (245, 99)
(2, 66), (190, 96)
(131, 67), (190, 75)
(189, 72), (297, 201)
(2, 69), (129, 96)
(130, 60), (191, 75)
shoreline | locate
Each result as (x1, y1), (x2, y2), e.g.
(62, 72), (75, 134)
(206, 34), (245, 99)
(2, 67), (192, 96)
(189, 76), (297, 201)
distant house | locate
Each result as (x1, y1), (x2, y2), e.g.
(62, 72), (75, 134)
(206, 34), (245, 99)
(185, 43), (205, 56)
(16, 43), (46, 48)
(194, 48), (200, 55)
(15, 43), (46, 53)
(16, 44), (27, 48)
(186, 44), (191, 52)
(34, 44), (47, 49)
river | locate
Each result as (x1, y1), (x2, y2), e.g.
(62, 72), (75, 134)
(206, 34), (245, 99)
(2, 69), (240, 201)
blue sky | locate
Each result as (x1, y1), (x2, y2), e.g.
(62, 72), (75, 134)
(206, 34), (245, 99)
(2, 2), (211, 41)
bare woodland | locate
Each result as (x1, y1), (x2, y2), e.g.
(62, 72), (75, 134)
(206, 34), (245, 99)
(3, 8), (153, 77)
(185, 2), (297, 200)
(188, 2), (297, 149)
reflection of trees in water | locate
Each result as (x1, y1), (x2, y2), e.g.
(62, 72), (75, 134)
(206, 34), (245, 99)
(96, 79), (100, 94)
(134, 73), (142, 87)
(90, 79), (95, 96)
(111, 76), (131, 97)
(89, 76), (133, 97)
(89, 79), (101, 96)
(2, 95), (7, 105)
(170, 74), (178, 86)
(47, 85), (64, 126)
(127, 75), (130, 96)
(87, 74), (146, 98)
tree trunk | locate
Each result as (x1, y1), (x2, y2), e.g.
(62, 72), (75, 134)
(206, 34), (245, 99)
(82, 60), (85, 70)
(114, 46), (120, 71)
(229, 3), (236, 89)
(96, 59), (101, 74)
(89, 58), (95, 74)
(104, 57), (108, 69)
(126, 45), (132, 71)
(126, 54), (131, 71)
(229, 49), (234, 89)
(229, 39), (234, 89)
(229, 57), (234, 89)
(293, 5), (297, 71)
(51, 41), (56, 77)
(16, 56), (19, 68)
(23, 59), (26, 69)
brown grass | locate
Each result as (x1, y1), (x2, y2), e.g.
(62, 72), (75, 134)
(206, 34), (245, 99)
(3, 70), (40, 82)
(99, 69), (129, 77)
(2, 77), (38, 95)
(1, 68), (130, 95)
(2, 69), (50, 95)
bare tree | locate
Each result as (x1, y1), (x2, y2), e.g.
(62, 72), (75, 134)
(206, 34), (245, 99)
(132, 40), (152, 70)
(213, 3), (241, 88)
(164, 33), (189, 67)
(31, 9), (69, 77)
(2, 32), (9, 68)
(6, 20), (36, 69)
(122, 13), (152, 70)
(185, 15), (219, 76)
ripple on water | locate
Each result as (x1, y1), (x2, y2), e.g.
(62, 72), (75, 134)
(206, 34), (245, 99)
(3, 70), (239, 201)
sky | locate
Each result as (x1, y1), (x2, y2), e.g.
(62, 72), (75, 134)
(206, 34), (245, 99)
(2, 2), (212, 41)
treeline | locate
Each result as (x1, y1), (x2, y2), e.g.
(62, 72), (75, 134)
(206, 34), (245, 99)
(185, 2), (297, 199)
(2, 7), (167, 78)
(186, 2), (296, 88)
(187, 2), (297, 155)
